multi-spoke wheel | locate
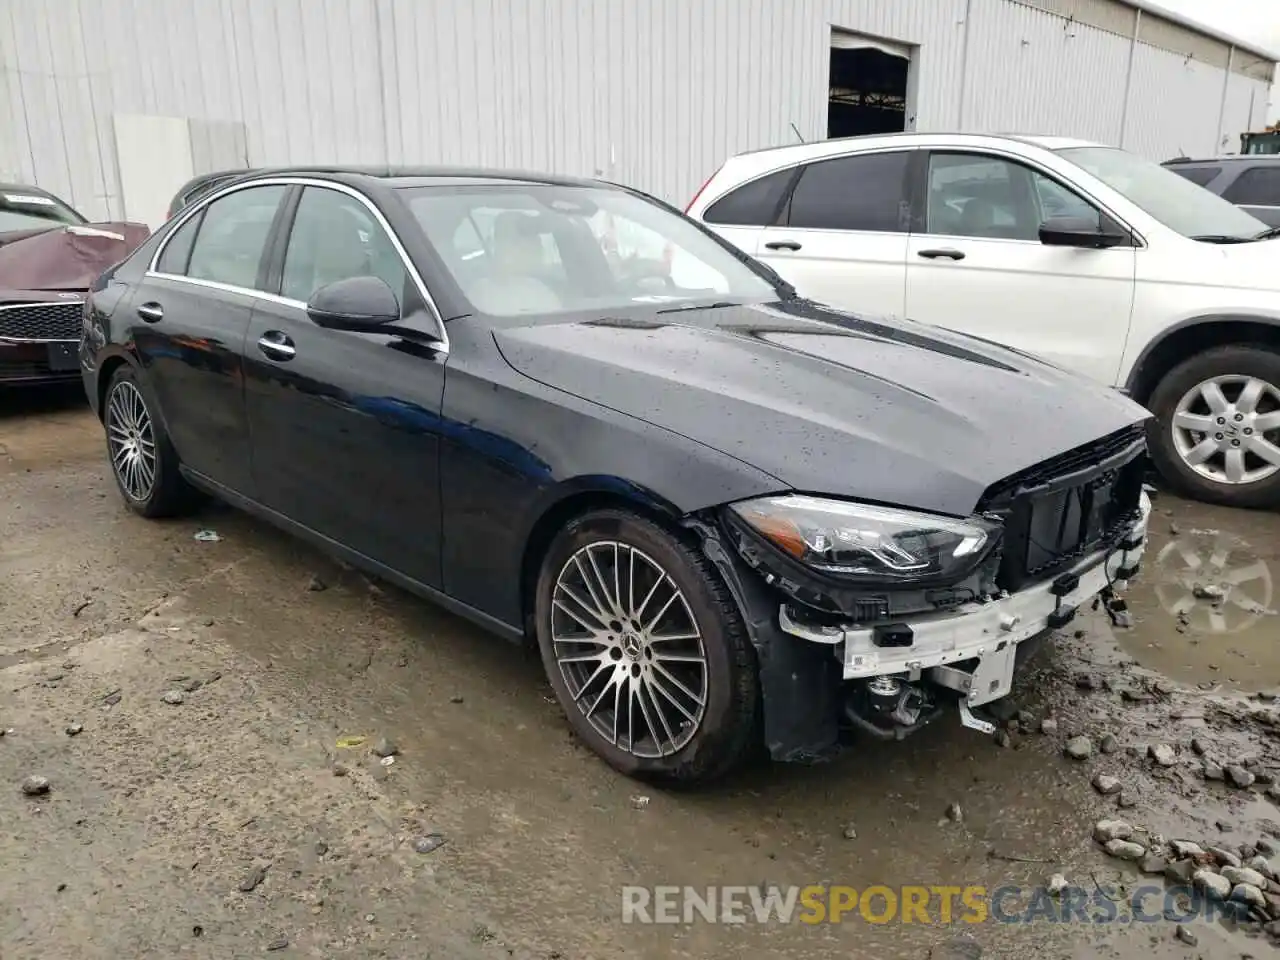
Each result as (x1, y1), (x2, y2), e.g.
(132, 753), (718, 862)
(102, 365), (198, 518)
(535, 509), (759, 783)
(1148, 346), (1280, 509)
(107, 380), (156, 502)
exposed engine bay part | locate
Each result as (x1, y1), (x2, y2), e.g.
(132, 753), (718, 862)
(842, 675), (943, 740)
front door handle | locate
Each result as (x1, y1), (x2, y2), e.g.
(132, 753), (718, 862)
(137, 302), (164, 323)
(764, 240), (803, 252)
(916, 248), (966, 261)
(257, 331), (296, 362)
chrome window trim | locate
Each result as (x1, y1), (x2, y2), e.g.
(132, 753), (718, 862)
(147, 176), (449, 353)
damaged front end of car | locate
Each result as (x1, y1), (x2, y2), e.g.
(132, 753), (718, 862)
(689, 424), (1152, 760)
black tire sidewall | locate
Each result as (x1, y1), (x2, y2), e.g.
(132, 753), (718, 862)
(534, 510), (747, 782)
(1147, 345), (1280, 509)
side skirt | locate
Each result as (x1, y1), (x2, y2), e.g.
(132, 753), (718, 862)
(179, 467), (527, 644)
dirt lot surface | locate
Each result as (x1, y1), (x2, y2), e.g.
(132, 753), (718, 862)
(4, 385), (1280, 959)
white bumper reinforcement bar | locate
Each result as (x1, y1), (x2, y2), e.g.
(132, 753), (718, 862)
(778, 492), (1151, 708)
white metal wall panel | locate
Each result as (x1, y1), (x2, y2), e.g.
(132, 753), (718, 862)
(961, 0), (1131, 143)
(1124, 44), (1227, 160)
(0, 0), (1274, 219)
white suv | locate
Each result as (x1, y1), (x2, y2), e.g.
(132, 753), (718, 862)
(687, 133), (1280, 509)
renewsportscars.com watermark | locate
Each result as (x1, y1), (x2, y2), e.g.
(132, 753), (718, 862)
(622, 884), (1237, 925)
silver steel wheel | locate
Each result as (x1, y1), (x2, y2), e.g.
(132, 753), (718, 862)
(1171, 374), (1280, 485)
(551, 541), (708, 759)
(106, 380), (157, 502)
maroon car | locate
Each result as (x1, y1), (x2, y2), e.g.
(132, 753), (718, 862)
(0, 185), (149, 385)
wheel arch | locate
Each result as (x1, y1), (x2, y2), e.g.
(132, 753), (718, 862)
(1125, 315), (1280, 406)
(517, 477), (689, 640)
(93, 348), (142, 421)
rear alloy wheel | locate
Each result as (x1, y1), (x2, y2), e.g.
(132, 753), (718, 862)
(1147, 346), (1280, 508)
(103, 366), (199, 518)
(535, 509), (759, 784)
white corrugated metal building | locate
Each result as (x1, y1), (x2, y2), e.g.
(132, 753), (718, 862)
(1, 0), (1275, 228)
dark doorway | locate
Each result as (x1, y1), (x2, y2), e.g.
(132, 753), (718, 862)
(828, 43), (910, 138)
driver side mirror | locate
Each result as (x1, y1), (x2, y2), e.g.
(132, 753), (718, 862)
(306, 276), (401, 331)
(1039, 215), (1132, 249)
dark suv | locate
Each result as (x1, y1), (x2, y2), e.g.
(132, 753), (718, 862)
(1163, 156), (1280, 227)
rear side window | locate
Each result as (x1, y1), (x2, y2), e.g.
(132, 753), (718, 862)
(1166, 166), (1221, 188)
(702, 169), (792, 225)
(1223, 167), (1280, 206)
(786, 152), (910, 232)
(156, 210), (203, 275)
(185, 185), (287, 291)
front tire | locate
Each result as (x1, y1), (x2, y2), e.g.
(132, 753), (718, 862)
(1146, 345), (1280, 509)
(103, 365), (198, 518)
(534, 509), (759, 785)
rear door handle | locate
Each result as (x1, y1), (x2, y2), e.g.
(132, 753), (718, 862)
(137, 302), (164, 322)
(916, 248), (966, 261)
(257, 331), (296, 362)
(763, 240), (803, 252)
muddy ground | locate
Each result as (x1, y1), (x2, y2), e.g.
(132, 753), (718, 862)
(3, 385), (1280, 959)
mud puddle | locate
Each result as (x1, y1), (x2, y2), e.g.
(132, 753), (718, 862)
(1120, 494), (1280, 692)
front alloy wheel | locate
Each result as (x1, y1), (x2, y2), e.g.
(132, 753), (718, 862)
(535, 509), (759, 784)
(551, 541), (709, 757)
(1147, 345), (1280, 509)
(1171, 374), (1280, 486)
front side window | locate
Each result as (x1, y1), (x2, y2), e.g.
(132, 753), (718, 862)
(786, 151), (910, 232)
(1222, 167), (1280, 207)
(1058, 145), (1265, 241)
(281, 187), (408, 306)
(403, 184), (779, 317)
(927, 154), (1029, 240)
(1032, 174), (1098, 223)
(185, 185), (286, 291)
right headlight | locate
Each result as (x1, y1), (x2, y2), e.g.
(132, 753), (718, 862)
(726, 494), (1001, 586)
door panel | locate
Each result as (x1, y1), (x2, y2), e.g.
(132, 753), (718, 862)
(129, 183), (290, 494)
(904, 152), (1135, 386)
(755, 229), (909, 318)
(754, 150), (913, 319)
(244, 301), (446, 587)
(129, 277), (255, 492)
(244, 184), (446, 588)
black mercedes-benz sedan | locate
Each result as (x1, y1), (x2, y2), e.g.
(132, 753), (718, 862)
(81, 166), (1153, 783)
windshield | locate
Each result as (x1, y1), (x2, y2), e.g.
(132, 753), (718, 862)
(1056, 146), (1266, 241)
(0, 190), (85, 233)
(401, 183), (780, 317)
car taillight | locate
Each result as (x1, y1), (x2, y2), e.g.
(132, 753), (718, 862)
(684, 166), (722, 214)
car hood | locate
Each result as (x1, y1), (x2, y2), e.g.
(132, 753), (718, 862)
(0, 222), (150, 292)
(492, 300), (1151, 516)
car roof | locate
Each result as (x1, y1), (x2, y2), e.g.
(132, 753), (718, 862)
(727, 131), (1106, 165)
(1163, 155), (1280, 165)
(221, 165), (611, 191)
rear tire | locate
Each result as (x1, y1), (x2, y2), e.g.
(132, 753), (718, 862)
(103, 365), (199, 518)
(1146, 345), (1280, 509)
(534, 509), (759, 785)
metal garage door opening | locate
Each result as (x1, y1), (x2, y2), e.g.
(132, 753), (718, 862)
(828, 29), (912, 138)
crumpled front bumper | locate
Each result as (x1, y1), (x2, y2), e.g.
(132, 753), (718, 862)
(778, 491), (1152, 708)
